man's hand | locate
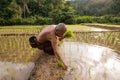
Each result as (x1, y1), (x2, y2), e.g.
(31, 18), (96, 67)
(51, 38), (67, 70)
(59, 37), (64, 41)
(63, 63), (67, 70)
(56, 58), (67, 70)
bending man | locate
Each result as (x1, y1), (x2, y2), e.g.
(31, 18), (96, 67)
(29, 23), (67, 70)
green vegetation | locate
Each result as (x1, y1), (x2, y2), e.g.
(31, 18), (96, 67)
(0, 36), (41, 63)
(75, 15), (120, 24)
(0, 0), (75, 25)
(68, 0), (120, 16)
(56, 58), (65, 69)
(0, 0), (120, 25)
(64, 30), (74, 38)
(0, 26), (44, 63)
(0, 25), (43, 34)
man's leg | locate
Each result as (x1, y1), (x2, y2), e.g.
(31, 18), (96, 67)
(37, 43), (44, 50)
(43, 41), (54, 55)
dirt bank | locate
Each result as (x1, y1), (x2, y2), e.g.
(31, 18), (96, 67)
(29, 53), (65, 80)
(81, 23), (120, 31)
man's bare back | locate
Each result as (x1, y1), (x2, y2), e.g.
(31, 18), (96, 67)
(37, 25), (56, 43)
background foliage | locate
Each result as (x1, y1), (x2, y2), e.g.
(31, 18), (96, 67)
(0, 0), (120, 25)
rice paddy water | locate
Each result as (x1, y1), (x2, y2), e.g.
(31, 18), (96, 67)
(59, 42), (120, 80)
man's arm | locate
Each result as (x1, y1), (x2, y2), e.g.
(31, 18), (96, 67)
(50, 38), (67, 70)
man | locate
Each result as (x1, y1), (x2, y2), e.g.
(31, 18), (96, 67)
(29, 23), (67, 70)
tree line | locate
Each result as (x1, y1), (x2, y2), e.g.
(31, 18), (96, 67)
(68, 0), (120, 16)
(0, 0), (120, 25)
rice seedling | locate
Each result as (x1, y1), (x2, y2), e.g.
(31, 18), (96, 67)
(56, 58), (66, 69)
(70, 31), (120, 54)
(0, 27), (43, 63)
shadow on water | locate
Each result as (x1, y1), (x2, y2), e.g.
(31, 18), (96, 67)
(59, 42), (120, 80)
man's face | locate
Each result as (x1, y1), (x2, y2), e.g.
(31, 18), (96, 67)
(55, 29), (66, 37)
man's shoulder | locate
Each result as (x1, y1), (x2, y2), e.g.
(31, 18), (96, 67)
(39, 25), (56, 36)
(43, 25), (55, 30)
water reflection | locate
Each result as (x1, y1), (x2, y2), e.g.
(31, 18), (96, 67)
(60, 42), (120, 80)
(0, 61), (34, 80)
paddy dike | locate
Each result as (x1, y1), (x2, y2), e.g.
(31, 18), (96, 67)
(81, 23), (120, 31)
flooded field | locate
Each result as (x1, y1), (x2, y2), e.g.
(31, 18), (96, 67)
(59, 42), (120, 80)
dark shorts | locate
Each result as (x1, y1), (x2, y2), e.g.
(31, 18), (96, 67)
(37, 41), (54, 55)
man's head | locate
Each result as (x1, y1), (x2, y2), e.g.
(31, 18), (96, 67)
(55, 23), (67, 37)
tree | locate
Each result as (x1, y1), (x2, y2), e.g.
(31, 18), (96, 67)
(0, 0), (75, 25)
(110, 0), (120, 16)
(28, 0), (54, 17)
(21, 0), (30, 18)
(67, 0), (113, 16)
(49, 0), (75, 24)
(7, 0), (22, 18)
(0, 0), (12, 19)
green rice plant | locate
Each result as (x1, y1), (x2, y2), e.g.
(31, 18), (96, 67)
(56, 58), (66, 70)
(59, 30), (74, 42)
(0, 34), (41, 63)
(71, 31), (120, 54)
(64, 30), (74, 38)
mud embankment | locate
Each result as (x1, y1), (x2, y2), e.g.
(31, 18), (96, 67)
(81, 23), (120, 31)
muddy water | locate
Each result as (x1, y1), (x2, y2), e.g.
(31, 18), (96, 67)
(0, 61), (34, 80)
(59, 42), (120, 80)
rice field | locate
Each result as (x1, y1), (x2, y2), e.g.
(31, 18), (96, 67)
(0, 25), (120, 63)
(0, 26), (43, 63)
(0, 25), (119, 80)
(72, 31), (120, 54)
